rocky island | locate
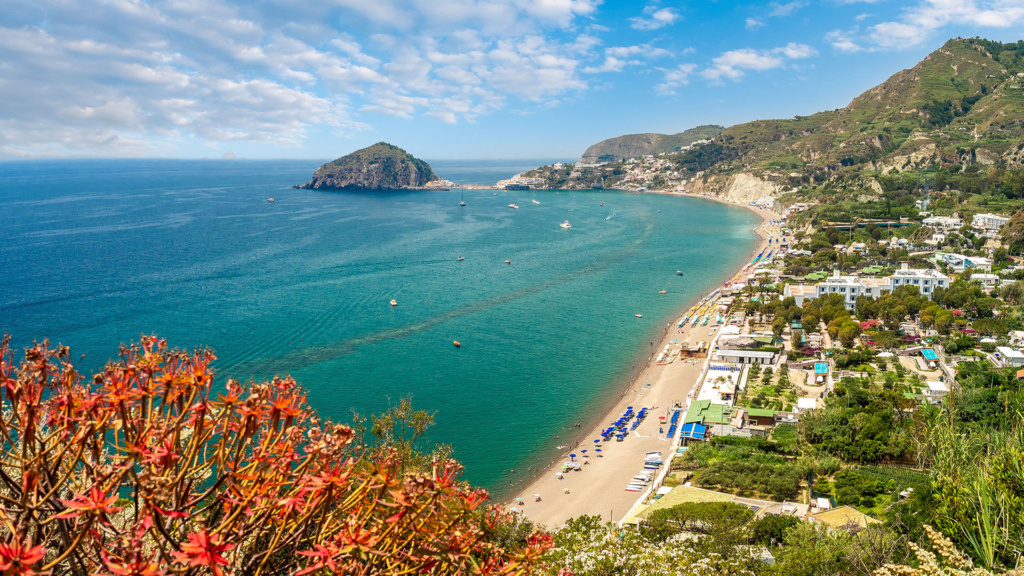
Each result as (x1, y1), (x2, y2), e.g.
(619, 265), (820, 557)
(295, 142), (438, 190)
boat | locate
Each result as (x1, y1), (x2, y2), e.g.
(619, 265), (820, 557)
(453, 340), (461, 348)
(509, 203), (519, 209)
(457, 256), (465, 261)
(600, 203), (604, 207)
(460, 190), (466, 206)
(505, 259), (511, 264)
(675, 270), (683, 276)
(659, 290), (667, 294)
(267, 197), (275, 203)
(390, 299), (397, 306)
(560, 220), (571, 229)
(532, 199), (540, 205)
(635, 314), (643, 318)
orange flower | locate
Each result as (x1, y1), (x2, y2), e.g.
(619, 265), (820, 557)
(0, 538), (46, 576)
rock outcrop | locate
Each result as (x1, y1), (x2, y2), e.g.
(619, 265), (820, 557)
(295, 142), (436, 190)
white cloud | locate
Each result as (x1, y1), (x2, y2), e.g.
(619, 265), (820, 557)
(583, 44), (671, 73)
(702, 43), (817, 82)
(769, 1), (807, 17)
(826, 29), (864, 53)
(865, 0), (1024, 50)
(0, 0), (610, 155)
(854, 13), (872, 21)
(630, 5), (681, 30)
(745, 18), (765, 30)
(655, 63), (697, 95)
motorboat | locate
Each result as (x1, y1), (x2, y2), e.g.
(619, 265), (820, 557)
(267, 197), (275, 203)
(509, 203), (519, 209)
(532, 199), (540, 205)
(389, 299), (397, 306)
(453, 340), (461, 348)
(635, 314), (643, 318)
(560, 220), (571, 229)
(675, 270), (683, 276)
(505, 259), (512, 264)
(457, 256), (465, 261)
(659, 290), (667, 294)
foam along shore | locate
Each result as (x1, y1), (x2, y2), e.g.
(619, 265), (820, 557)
(507, 197), (780, 529)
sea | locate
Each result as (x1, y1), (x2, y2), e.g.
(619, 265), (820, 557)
(0, 158), (759, 496)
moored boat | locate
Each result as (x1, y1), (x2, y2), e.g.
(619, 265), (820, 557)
(560, 220), (571, 229)
(390, 299), (397, 306)
(508, 203), (519, 209)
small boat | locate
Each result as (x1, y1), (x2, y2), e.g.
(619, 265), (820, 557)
(460, 190), (466, 206)
(635, 314), (643, 318)
(560, 220), (571, 229)
(460, 200), (466, 206)
(659, 290), (667, 294)
(600, 203), (604, 207)
(505, 259), (511, 264)
(267, 197), (275, 203)
(390, 299), (397, 306)
(453, 340), (461, 348)
(457, 256), (465, 261)
(509, 203), (519, 209)
(532, 199), (540, 205)
(675, 270), (683, 276)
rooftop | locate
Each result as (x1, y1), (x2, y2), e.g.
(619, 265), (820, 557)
(811, 505), (881, 530)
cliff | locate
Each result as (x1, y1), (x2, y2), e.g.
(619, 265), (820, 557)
(295, 142), (436, 190)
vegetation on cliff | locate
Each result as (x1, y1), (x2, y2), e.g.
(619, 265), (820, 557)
(296, 142), (436, 190)
(579, 125), (724, 163)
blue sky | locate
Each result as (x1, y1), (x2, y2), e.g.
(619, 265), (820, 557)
(2, 0), (1024, 160)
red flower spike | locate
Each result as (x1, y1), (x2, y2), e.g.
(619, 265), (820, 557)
(0, 538), (46, 575)
(55, 485), (122, 522)
(170, 532), (234, 576)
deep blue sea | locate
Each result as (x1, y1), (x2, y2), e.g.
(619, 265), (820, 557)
(0, 159), (757, 495)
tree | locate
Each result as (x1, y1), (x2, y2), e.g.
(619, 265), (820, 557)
(0, 336), (549, 576)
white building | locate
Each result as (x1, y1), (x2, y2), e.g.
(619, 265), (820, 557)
(938, 253), (993, 273)
(921, 381), (949, 404)
(922, 216), (963, 230)
(972, 213), (1010, 236)
(971, 272), (1000, 289)
(890, 263), (950, 296)
(997, 347), (1024, 368)
(713, 349), (776, 365)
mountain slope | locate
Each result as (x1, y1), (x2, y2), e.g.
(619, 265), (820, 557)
(296, 142), (436, 190)
(580, 125), (724, 163)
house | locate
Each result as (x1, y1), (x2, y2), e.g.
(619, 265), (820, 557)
(890, 263), (949, 296)
(744, 408), (776, 427)
(937, 253), (993, 272)
(1009, 331), (1024, 346)
(922, 215), (963, 230)
(972, 272), (1000, 289)
(996, 347), (1024, 368)
(812, 270), (891, 309)
(972, 213), (1010, 236)
(782, 284), (818, 307)
(921, 381), (949, 404)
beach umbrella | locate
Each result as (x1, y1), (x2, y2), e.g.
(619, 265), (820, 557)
(569, 453), (576, 460)
(581, 450), (587, 454)
(593, 439), (600, 443)
(659, 416), (666, 420)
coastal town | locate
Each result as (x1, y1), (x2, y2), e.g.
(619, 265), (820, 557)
(508, 182), (1024, 569)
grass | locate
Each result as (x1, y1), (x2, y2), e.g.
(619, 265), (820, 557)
(638, 485), (735, 518)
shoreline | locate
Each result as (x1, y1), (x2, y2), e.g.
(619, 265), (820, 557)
(504, 191), (779, 529)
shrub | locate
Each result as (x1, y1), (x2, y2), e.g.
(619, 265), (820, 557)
(0, 336), (549, 576)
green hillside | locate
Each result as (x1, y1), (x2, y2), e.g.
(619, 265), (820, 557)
(580, 125), (724, 163)
(684, 38), (1024, 182)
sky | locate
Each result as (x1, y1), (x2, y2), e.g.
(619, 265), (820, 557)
(2, 1), (1024, 160)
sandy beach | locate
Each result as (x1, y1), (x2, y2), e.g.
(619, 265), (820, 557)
(508, 195), (781, 529)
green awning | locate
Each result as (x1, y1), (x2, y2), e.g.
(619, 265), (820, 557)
(745, 408), (776, 418)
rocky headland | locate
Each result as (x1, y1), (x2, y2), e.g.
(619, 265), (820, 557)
(295, 142), (437, 190)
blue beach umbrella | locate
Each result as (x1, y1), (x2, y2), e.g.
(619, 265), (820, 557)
(569, 453), (576, 460)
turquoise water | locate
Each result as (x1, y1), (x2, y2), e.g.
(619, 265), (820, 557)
(0, 159), (757, 495)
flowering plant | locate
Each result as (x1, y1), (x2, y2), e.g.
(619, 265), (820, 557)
(0, 336), (550, 575)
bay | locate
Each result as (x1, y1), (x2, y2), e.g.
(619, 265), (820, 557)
(0, 159), (758, 495)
